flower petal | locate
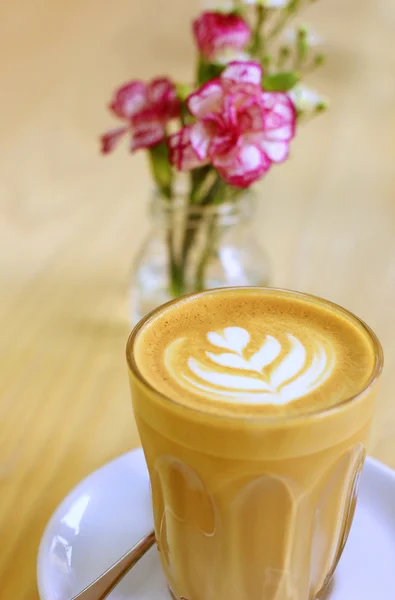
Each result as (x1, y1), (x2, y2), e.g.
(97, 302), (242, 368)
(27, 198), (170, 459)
(214, 143), (271, 188)
(221, 61), (263, 85)
(263, 92), (296, 145)
(190, 122), (211, 161)
(131, 111), (165, 151)
(187, 80), (224, 119)
(263, 91), (295, 112)
(109, 81), (147, 119)
(148, 78), (173, 104)
(265, 124), (294, 141)
(260, 140), (290, 163)
(238, 101), (265, 133)
(100, 127), (127, 154)
(193, 12), (251, 61)
(168, 126), (206, 171)
(147, 77), (180, 119)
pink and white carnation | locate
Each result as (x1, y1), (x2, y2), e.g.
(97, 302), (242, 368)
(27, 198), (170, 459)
(169, 61), (296, 188)
(193, 11), (251, 62)
(101, 78), (180, 153)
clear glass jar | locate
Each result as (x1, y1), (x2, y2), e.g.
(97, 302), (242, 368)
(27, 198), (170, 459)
(130, 188), (271, 323)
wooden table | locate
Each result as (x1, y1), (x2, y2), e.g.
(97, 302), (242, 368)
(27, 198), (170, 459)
(1, 0), (394, 597)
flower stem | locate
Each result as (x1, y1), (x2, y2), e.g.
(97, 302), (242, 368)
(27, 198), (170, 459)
(295, 27), (308, 69)
(165, 168), (235, 298)
(148, 143), (172, 200)
(195, 214), (216, 292)
(251, 5), (266, 57)
(168, 234), (185, 297)
(181, 167), (218, 272)
(267, 0), (300, 42)
(192, 175), (227, 291)
(147, 143), (185, 297)
(179, 167), (213, 279)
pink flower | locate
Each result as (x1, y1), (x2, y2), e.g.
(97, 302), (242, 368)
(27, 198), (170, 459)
(169, 62), (296, 188)
(101, 78), (180, 153)
(193, 11), (251, 61)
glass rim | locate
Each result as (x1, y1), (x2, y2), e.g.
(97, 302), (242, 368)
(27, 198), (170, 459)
(126, 287), (384, 425)
(151, 187), (255, 225)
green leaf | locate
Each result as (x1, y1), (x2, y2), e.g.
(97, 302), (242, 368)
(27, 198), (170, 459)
(263, 72), (299, 92)
(197, 59), (224, 86)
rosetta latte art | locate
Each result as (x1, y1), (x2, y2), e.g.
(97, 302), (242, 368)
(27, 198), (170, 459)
(164, 327), (336, 405)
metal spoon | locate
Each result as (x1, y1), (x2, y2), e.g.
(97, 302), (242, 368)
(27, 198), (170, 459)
(71, 530), (155, 600)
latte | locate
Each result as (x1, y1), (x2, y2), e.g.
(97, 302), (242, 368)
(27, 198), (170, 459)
(127, 288), (382, 600)
(134, 288), (376, 416)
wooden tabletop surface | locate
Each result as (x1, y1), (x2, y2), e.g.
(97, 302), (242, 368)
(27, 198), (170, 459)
(1, 0), (394, 597)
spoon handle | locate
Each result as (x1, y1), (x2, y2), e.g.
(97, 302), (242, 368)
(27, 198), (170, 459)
(71, 530), (156, 600)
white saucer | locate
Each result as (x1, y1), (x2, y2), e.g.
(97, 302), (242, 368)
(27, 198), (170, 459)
(38, 449), (395, 600)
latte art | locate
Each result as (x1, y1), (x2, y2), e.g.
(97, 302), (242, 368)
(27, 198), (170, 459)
(164, 326), (336, 405)
(134, 288), (377, 416)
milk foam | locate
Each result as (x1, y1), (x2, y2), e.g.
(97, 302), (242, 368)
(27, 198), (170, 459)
(133, 289), (377, 415)
(164, 326), (336, 406)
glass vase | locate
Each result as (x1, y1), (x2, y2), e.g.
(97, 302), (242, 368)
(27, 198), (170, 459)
(129, 187), (271, 323)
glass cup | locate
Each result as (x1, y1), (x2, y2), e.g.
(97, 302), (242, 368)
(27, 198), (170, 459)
(126, 288), (383, 600)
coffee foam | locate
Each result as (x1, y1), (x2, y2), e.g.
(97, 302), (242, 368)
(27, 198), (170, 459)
(133, 289), (376, 416)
